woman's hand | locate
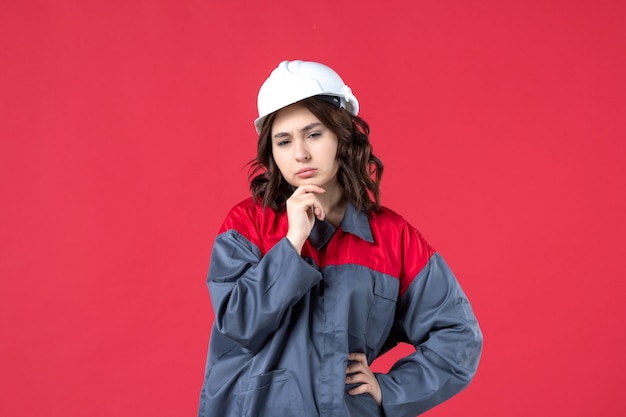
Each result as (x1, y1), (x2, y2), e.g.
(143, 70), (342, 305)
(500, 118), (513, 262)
(285, 185), (326, 254)
(345, 352), (382, 406)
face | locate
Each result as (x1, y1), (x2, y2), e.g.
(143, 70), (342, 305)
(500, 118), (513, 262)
(271, 103), (340, 191)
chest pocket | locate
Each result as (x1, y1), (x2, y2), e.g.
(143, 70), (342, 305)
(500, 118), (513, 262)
(365, 274), (399, 351)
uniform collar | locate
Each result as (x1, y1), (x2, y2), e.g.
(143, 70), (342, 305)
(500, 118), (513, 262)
(308, 202), (374, 250)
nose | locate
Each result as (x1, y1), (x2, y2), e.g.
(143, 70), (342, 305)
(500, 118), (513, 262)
(294, 140), (311, 162)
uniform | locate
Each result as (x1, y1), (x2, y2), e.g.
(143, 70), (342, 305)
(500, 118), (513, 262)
(198, 197), (482, 417)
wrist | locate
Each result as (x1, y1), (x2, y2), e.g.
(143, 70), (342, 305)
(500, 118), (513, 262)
(286, 234), (305, 255)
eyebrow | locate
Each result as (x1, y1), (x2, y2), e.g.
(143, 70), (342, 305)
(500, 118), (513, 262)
(273, 122), (323, 139)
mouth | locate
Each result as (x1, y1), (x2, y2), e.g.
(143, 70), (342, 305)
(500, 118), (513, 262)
(296, 168), (317, 178)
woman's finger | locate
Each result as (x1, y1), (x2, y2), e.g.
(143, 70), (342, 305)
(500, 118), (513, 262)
(285, 185), (326, 253)
(347, 352), (367, 365)
(345, 352), (382, 406)
(291, 184), (326, 196)
(289, 190), (325, 219)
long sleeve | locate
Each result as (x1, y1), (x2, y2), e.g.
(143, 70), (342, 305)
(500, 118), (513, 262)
(376, 228), (483, 417)
(208, 228), (322, 353)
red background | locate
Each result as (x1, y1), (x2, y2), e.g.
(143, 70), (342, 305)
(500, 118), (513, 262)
(1, 1), (625, 416)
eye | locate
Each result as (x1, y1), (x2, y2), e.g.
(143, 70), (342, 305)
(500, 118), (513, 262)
(307, 132), (321, 139)
(276, 139), (291, 146)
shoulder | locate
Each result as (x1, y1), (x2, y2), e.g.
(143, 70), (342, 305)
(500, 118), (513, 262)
(225, 197), (260, 218)
(372, 206), (437, 292)
(370, 205), (407, 226)
(218, 197), (286, 252)
(230, 196), (260, 213)
(372, 206), (433, 247)
(369, 206), (423, 239)
(219, 197), (266, 232)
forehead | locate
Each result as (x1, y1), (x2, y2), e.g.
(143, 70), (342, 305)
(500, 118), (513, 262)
(271, 103), (322, 135)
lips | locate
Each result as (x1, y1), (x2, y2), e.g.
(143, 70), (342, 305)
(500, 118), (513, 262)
(296, 168), (317, 178)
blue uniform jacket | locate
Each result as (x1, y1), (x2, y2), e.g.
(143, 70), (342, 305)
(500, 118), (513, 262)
(198, 198), (482, 417)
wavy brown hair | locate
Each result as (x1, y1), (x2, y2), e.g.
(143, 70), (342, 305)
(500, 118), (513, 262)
(248, 97), (384, 214)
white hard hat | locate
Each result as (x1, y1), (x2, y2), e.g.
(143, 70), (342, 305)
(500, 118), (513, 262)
(254, 60), (359, 133)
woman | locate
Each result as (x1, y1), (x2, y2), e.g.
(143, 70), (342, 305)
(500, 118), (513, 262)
(198, 60), (482, 417)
